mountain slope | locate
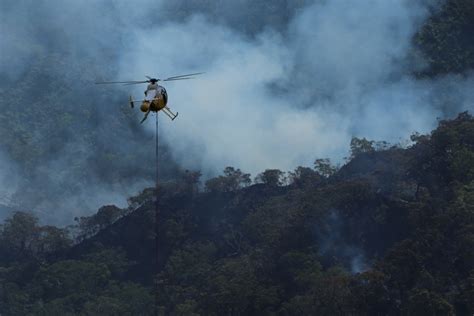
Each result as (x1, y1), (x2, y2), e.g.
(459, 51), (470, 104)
(24, 113), (469, 315)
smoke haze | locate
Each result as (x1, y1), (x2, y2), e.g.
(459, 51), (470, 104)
(0, 0), (473, 224)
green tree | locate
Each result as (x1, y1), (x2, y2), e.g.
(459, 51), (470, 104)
(416, 0), (474, 76)
(205, 166), (251, 192)
(75, 205), (124, 239)
(254, 169), (286, 187)
(288, 166), (323, 187)
(0, 211), (40, 262)
(350, 137), (375, 159)
(313, 158), (338, 178)
(406, 289), (454, 316)
(179, 169), (202, 196)
(37, 225), (71, 254)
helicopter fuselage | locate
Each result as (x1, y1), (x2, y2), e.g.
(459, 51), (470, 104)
(140, 87), (168, 113)
(129, 86), (177, 122)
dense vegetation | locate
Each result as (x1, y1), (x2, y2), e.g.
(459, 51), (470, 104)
(1, 0), (474, 314)
(416, 0), (474, 76)
(1, 112), (474, 315)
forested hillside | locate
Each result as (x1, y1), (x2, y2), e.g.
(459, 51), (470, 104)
(416, 0), (474, 76)
(1, 0), (474, 315)
(1, 112), (474, 315)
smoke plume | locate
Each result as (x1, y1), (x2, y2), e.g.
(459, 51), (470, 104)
(0, 0), (473, 224)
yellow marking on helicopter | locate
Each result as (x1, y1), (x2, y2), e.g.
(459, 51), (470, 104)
(129, 95), (178, 123)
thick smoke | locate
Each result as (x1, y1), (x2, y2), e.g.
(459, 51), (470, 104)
(0, 0), (473, 224)
(0, 0), (166, 224)
(122, 0), (473, 176)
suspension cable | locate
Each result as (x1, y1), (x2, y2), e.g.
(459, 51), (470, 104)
(155, 112), (159, 315)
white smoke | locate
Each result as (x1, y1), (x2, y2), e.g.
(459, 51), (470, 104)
(120, 0), (473, 176)
(120, 17), (351, 175)
(0, 151), (19, 206)
(1, 0), (473, 223)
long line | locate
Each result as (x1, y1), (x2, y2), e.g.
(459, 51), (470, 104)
(155, 112), (159, 315)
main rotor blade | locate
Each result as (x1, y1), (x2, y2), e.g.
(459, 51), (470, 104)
(163, 77), (195, 82)
(123, 81), (150, 85)
(95, 80), (147, 84)
(164, 72), (205, 80)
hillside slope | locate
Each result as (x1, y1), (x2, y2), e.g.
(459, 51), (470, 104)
(2, 113), (472, 315)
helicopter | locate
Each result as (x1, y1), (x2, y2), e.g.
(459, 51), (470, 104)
(96, 72), (203, 123)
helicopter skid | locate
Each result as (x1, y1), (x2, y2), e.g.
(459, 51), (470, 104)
(163, 107), (178, 121)
(136, 103), (178, 123)
(130, 95), (178, 122)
